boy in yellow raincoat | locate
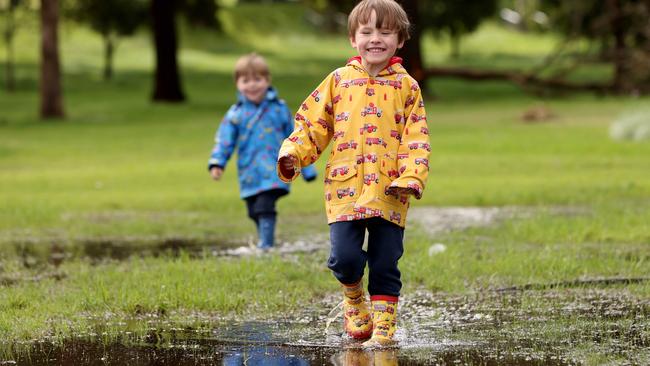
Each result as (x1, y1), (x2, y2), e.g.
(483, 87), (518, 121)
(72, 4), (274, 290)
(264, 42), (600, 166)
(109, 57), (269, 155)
(277, 0), (429, 347)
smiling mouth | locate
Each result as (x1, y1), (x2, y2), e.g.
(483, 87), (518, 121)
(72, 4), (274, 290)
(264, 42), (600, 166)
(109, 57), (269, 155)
(367, 48), (386, 53)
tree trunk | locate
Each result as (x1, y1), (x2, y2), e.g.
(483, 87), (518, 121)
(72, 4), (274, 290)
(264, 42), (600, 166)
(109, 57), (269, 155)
(103, 33), (114, 80)
(151, 0), (185, 102)
(396, 0), (426, 87)
(606, 0), (627, 92)
(40, 0), (65, 119)
(4, 3), (16, 91)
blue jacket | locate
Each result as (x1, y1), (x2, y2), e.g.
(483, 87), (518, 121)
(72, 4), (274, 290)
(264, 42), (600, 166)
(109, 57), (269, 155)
(209, 87), (317, 199)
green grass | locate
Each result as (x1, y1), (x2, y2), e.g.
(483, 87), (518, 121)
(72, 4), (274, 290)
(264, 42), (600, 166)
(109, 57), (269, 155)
(0, 3), (649, 361)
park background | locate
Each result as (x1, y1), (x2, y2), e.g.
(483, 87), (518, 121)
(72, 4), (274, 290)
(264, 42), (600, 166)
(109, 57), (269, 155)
(1, 0), (649, 364)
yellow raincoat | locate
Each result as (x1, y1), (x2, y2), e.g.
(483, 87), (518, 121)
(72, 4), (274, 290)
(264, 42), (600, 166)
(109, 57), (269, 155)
(278, 57), (429, 227)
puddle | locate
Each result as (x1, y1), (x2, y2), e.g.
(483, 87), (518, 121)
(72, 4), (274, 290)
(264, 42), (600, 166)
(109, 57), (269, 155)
(6, 288), (646, 365)
(4, 321), (575, 366)
(3, 206), (648, 364)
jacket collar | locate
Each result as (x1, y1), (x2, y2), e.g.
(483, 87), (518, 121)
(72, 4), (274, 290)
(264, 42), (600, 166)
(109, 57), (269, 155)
(237, 86), (278, 105)
(346, 56), (404, 76)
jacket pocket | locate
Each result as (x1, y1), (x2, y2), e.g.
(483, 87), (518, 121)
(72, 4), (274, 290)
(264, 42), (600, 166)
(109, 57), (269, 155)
(378, 155), (404, 206)
(325, 161), (359, 204)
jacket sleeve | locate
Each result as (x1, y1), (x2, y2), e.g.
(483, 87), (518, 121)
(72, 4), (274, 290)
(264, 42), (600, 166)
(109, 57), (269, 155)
(390, 83), (430, 199)
(208, 106), (239, 170)
(277, 73), (335, 182)
(279, 102), (318, 182)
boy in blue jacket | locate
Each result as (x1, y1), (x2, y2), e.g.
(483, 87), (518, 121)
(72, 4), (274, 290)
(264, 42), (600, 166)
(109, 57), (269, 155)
(209, 53), (317, 250)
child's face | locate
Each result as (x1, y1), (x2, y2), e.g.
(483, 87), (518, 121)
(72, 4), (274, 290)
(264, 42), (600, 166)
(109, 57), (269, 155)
(349, 10), (404, 75)
(236, 73), (270, 104)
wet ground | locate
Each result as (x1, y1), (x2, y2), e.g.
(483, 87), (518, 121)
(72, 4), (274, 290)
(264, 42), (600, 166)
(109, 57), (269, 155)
(2, 207), (649, 365)
(4, 286), (648, 365)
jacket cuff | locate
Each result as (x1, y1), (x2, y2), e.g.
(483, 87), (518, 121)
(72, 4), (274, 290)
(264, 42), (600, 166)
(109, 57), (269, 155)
(277, 152), (301, 182)
(389, 179), (424, 199)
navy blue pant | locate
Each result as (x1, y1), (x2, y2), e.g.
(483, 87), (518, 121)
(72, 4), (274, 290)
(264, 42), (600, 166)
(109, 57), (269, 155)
(244, 188), (287, 224)
(328, 217), (405, 297)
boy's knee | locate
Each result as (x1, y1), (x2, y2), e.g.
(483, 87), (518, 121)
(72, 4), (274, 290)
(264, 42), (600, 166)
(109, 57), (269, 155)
(327, 252), (365, 279)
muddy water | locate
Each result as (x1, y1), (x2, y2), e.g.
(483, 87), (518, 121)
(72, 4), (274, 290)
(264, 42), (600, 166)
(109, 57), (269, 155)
(4, 288), (647, 365)
(7, 322), (574, 366)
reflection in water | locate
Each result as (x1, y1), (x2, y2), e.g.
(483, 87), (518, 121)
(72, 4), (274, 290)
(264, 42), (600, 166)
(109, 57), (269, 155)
(331, 349), (398, 366)
(223, 347), (309, 366)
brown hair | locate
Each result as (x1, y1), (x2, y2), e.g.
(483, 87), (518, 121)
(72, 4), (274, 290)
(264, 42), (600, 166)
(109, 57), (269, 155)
(348, 0), (411, 43)
(233, 53), (270, 81)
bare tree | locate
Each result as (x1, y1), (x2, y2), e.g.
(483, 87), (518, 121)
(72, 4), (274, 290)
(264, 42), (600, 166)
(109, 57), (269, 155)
(40, 0), (64, 118)
(151, 0), (185, 102)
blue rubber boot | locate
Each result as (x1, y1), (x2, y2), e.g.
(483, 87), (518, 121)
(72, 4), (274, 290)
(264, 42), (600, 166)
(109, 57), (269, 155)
(257, 214), (276, 250)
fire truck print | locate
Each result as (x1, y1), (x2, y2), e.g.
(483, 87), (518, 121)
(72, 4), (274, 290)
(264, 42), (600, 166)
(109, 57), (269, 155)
(301, 102), (309, 111)
(389, 211), (401, 223)
(336, 213), (363, 221)
(288, 136), (303, 145)
(404, 95), (415, 107)
(394, 113), (404, 124)
(386, 169), (399, 178)
(366, 88), (375, 96)
(410, 114), (426, 123)
(366, 137), (387, 148)
(316, 118), (329, 130)
(406, 181), (420, 191)
(336, 187), (356, 199)
(390, 130), (401, 140)
(420, 126), (429, 135)
(325, 103), (333, 115)
(311, 90), (322, 102)
(375, 78), (402, 89)
(354, 206), (383, 216)
(341, 78), (367, 88)
(364, 173), (379, 185)
(414, 158), (429, 167)
(295, 113), (306, 122)
(336, 112), (350, 122)
(359, 123), (378, 134)
(330, 166), (349, 177)
(361, 103), (382, 117)
(337, 140), (358, 152)
(408, 142), (431, 151)
(333, 130), (345, 140)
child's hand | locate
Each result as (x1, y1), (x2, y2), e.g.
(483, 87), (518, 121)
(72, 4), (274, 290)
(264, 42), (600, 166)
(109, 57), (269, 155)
(210, 166), (224, 181)
(278, 155), (297, 178)
(386, 186), (416, 196)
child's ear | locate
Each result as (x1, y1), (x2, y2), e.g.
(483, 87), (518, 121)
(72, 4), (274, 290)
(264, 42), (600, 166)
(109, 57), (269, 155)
(349, 36), (357, 48)
(397, 39), (405, 50)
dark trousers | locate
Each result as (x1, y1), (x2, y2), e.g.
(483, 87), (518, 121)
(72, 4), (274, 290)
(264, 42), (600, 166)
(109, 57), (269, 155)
(244, 188), (287, 224)
(328, 217), (405, 297)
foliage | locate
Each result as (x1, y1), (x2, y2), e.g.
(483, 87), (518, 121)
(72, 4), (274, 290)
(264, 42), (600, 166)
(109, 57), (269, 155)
(67, 0), (148, 38)
(180, 0), (221, 30)
(420, 0), (499, 58)
(541, 0), (650, 93)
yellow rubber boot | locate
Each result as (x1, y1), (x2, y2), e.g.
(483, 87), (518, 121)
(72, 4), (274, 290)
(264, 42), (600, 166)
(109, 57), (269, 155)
(362, 296), (398, 347)
(342, 280), (373, 339)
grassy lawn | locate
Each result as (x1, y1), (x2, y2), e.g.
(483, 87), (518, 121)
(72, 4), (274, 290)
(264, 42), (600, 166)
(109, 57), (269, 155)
(1, 3), (649, 363)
